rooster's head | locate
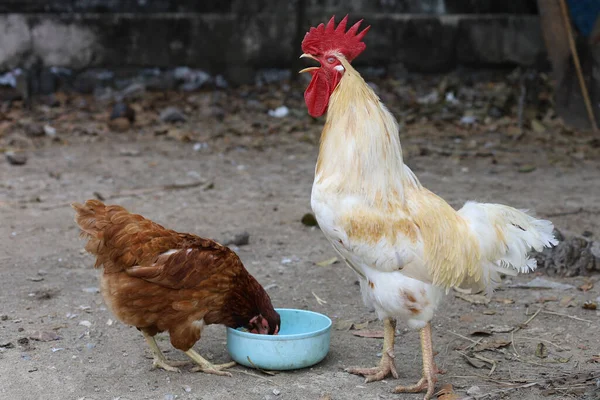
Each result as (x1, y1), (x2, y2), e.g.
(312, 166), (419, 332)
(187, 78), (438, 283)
(300, 15), (370, 117)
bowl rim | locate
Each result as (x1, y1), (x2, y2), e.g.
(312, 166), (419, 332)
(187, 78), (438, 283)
(226, 308), (332, 341)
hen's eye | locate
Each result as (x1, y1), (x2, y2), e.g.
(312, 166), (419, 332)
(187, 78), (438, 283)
(327, 57), (335, 64)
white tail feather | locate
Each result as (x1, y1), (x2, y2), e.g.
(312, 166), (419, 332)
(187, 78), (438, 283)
(458, 201), (558, 292)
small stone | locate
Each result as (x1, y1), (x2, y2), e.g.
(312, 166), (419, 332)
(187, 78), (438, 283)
(268, 106), (289, 118)
(160, 106), (186, 123)
(466, 386), (482, 396)
(79, 320), (92, 327)
(25, 123), (45, 137)
(120, 83), (146, 100)
(109, 117), (131, 132)
(193, 142), (209, 151)
(82, 287), (100, 294)
(41, 94), (61, 107)
(119, 149), (140, 157)
(43, 125), (57, 137)
(224, 231), (250, 246)
(6, 151), (27, 166)
(164, 394), (176, 400)
(272, 389), (281, 396)
(110, 102), (135, 122)
(183, 386), (192, 393)
(518, 164), (536, 173)
(301, 213), (318, 227)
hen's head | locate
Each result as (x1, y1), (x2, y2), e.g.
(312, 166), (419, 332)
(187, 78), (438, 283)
(248, 310), (280, 335)
(300, 15), (370, 117)
(239, 278), (280, 335)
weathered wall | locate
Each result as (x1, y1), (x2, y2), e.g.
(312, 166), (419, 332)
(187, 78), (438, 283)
(0, 0), (544, 89)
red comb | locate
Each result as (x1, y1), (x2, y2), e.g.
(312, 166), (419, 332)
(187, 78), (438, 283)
(302, 15), (370, 61)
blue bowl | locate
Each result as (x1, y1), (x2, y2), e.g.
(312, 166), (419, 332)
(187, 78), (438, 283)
(226, 308), (332, 370)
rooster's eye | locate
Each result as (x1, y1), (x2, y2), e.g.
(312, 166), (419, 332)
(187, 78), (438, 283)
(327, 57), (335, 64)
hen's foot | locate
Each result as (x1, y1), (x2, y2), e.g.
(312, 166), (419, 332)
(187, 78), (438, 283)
(346, 349), (398, 383)
(185, 349), (236, 377)
(142, 331), (188, 372)
(152, 358), (189, 373)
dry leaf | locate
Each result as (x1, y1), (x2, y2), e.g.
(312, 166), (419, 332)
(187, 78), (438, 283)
(536, 296), (558, 303)
(471, 325), (513, 336)
(531, 119), (546, 133)
(535, 342), (548, 358)
(582, 301), (597, 310)
(436, 384), (460, 400)
(459, 314), (475, 323)
(474, 339), (512, 352)
(316, 257), (339, 267)
(494, 298), (515, 304)
(462, 355), (487, 369)
(352, 330), (384, 338)
(588, 355), (600, 363)
(559, 296), (575, 307)
(579, 280), (595, 292)
(334, 319), (354, 331)
(352, 321), (369, 330)
(483, 310), (496, 315)
(455, 293), (490, 305)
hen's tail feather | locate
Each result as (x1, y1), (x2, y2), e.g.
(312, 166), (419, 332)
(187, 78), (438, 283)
(72, 199), (129, 270)
(459, 201), (558, 293)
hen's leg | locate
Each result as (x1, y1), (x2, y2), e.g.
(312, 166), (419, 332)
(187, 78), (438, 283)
(142, 331), (188, 372)
(394, 322), (439, 400)
(185, 349), (236, 377)
(346, 318), (398, 382)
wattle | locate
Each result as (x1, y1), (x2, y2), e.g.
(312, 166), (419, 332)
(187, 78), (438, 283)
(304, 70), (330, 117)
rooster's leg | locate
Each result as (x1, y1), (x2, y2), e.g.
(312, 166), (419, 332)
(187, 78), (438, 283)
(346, 317), (398, 382)
(142, 331), (189, 372)
(185, 349), (236, 377)
(394, 322), (439, 400)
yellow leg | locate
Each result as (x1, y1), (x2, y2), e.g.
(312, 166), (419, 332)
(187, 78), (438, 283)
(346, 318), (399, 382)
(141, 331), (188, 372)
(185, 349), (236, 377)
(394, 322), (438, 400)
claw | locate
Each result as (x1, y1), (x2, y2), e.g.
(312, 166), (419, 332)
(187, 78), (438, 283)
(152, 358), (187, 373)
(346, 349), (398, 382)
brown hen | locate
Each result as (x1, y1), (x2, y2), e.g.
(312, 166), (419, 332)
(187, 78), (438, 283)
(72, 199), (279, 376)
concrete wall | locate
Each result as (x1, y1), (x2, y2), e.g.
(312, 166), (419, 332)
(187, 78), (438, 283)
(0, 0), (545, 88)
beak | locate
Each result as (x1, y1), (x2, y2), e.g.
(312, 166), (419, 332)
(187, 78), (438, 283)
(299, 53), (319, 74)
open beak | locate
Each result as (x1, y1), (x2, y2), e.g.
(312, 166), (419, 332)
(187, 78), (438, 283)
(299, 53), (319, 74)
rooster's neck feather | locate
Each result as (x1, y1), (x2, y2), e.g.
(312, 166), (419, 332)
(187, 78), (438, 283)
(316, 58), (419, 205)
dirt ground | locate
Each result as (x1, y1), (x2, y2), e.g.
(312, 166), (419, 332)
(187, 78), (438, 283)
(1, 79), (600, 400)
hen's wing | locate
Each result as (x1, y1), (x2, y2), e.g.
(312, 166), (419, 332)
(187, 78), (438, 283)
(125, 239), (245, 291)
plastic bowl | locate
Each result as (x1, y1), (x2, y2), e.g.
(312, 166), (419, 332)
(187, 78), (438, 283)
(226, 308), (332, 370)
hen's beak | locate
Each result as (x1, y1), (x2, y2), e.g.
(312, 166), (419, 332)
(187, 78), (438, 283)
(299, 53), (319, 74)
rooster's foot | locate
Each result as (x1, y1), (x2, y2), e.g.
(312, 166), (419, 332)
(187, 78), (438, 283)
(346, 349), (398, 383)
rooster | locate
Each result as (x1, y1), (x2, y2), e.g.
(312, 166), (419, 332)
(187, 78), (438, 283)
(72, 200), (280, 376)
(300, 16), (557, 399)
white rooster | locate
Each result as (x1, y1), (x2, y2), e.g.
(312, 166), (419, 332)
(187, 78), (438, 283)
(299, 16), (557, 399)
